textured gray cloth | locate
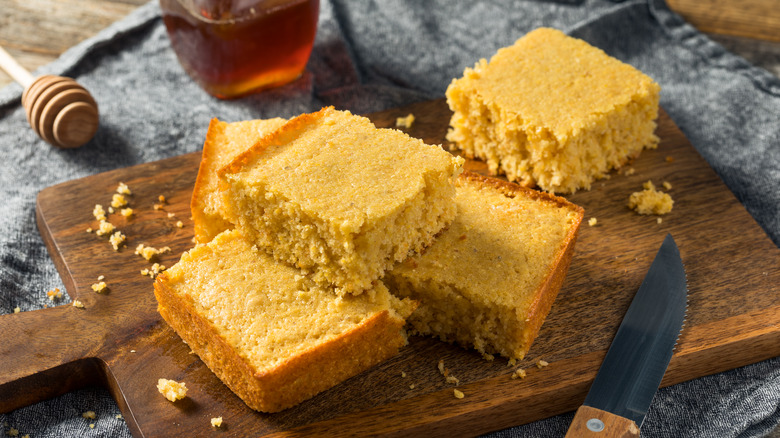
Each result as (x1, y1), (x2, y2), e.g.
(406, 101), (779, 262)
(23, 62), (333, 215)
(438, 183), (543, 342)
(1, 0), (779, 436)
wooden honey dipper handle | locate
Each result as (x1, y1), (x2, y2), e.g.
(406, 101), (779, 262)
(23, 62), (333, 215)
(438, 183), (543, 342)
(0, 45), (99, 149)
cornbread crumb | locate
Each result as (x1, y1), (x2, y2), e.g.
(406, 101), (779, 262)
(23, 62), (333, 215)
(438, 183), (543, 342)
(82, 411), (96, 419)
(657, 217), (663, 224)
(628, 180), (674, 215)
(536, 359), (549, 368)
(620, 167), (636, 176)
(401, 371), (407, 378)
(115, 414), (123, 419)
(86, 227), (93, 233)
(89, 423), (95, 429)
(167, 212), (176, 218)
(211, 417), (223, 428)
(153, 203), (164, 210)
(157, 378), (188, 402)
(91, 281), (108, 293)
(95, 220), (115, 236)
(117, 182), (132, 195)
(395, 113), (415, 129)
(109, 231), (126, 250)
(665, 156), (675, 163)
(72, 300), (85, 308)
(588, 217), (598, 227)
(121, 208), (134, 218)
(453, 389), (465, 399)
(130, 350), (136, 353)
(47, 287), (62, 301)
(507, 358), (517, 367)
(409, 383), (416, 389)
(21, 435), (29, 438)
(13, 307), (20, 313)
(6, 428), (19, 437)
(135, 244), (171, 261)
(111, 194), (128, 208)
(662, 181), (673, 190)
(108, 207), (114, 214)
(158, 195), (167, 203)
(437, 359), (460, 385)
(93, 204), (106, 221)
(176, 221), (183, 228)
(97, 275), (105, 281)
(141, 263), (166, 278)
(511, 368), (527, 379)
(481, 352), (495, 361)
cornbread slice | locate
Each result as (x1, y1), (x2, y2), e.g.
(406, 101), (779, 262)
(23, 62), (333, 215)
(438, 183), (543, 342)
(219, 107), (464, 296)
(385, 172), (584, 360)
(154, 230), (417, 413)
(446, 27), (660, 193)
(191, 117), (287, 243)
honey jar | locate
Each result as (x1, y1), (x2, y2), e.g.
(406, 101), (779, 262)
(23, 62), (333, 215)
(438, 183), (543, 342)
(160, 0), (319, 99)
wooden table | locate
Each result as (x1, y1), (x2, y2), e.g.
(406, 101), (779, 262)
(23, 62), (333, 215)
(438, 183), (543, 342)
(0, 0), (779, 88)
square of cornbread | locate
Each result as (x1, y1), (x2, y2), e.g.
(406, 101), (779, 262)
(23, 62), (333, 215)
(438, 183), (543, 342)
(446, 27), (660, 193)
(154, 230), (417, 413)
(219, 107), (464, 296)
(191, 117), (288, 244)
(385, 172), (584, 360)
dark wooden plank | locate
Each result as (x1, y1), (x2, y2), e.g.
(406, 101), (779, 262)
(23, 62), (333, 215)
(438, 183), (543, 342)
(0, 98), (778, 437)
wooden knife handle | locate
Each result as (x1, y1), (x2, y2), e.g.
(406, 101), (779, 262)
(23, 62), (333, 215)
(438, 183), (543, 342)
(565, 405), (640, 437)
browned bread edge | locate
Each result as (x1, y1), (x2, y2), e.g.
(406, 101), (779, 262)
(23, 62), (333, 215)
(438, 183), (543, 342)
(459, 171), (584, 358)
(154, 268), (410, 412)
(190, 118), (231, 242)
(216, 107), (334, 187)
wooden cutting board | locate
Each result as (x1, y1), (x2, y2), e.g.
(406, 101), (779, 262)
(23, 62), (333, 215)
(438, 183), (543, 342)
(2, 98), (778, 437)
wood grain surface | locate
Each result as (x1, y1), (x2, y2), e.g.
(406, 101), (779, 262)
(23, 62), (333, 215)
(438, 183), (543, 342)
(667, 0), (780, 42)
(1, 0), (780, 89)
(1, 98), (778, 437)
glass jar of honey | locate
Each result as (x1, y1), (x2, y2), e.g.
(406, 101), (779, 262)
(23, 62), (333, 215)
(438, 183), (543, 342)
(160, 0), (319, 99)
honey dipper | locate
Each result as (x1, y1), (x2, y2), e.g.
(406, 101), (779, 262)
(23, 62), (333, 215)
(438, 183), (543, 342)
(0, 45), (99, 149)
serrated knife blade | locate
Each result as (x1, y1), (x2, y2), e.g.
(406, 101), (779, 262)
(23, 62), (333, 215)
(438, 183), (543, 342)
(565, 234), (687, 437)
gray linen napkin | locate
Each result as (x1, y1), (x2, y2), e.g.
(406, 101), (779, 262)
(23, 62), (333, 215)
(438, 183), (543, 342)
(1, 0), (778, 436)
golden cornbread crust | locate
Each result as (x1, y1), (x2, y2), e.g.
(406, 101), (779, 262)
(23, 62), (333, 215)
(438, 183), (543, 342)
(386, 171), (584, 360)
(191, 117), (287, 244)
(154, 230), (416, 412)
(156, 281), (409, 412)
(446, 27), (660, 194)
(219, 107), (463, 296)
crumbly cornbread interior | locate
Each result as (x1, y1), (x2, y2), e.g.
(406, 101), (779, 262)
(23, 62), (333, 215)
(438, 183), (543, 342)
(220, 107), (463, 296)
(191, 117), (287, 244)
(446, 27), (660, 193)
(386, 173), (583, 360)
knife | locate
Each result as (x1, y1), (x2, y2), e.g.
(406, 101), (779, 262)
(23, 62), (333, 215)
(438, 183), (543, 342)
(565, 233), (687, 437)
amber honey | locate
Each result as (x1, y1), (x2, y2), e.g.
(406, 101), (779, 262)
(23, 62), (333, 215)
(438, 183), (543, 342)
(160, 0), (319, 99)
